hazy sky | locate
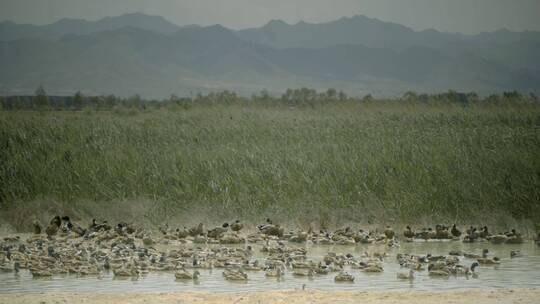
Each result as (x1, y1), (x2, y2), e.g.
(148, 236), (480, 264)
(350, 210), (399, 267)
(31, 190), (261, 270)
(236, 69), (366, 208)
(1, 0), (540, 34)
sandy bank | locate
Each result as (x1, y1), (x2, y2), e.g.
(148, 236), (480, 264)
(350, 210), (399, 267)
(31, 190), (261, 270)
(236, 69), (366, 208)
(1, 289), (538, 304)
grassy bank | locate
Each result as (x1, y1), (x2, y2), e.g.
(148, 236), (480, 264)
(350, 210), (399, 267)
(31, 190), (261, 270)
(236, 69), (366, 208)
(1, 101), (539, 231)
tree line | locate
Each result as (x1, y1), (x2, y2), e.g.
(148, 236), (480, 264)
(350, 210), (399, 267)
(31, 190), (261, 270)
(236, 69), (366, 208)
(0, 86), (538, 111)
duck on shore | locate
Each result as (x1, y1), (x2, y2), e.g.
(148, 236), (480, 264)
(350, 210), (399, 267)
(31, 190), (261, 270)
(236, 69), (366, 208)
(451, 224), (461, 238)
(32, 220), (42, 234)
(45, 216), (61, 237)
(403, 226), (414, 239)
(231, 220), (244, 232)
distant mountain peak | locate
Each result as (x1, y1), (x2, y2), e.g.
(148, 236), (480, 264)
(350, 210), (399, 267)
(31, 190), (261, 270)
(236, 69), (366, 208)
(265, 19), (289, 27)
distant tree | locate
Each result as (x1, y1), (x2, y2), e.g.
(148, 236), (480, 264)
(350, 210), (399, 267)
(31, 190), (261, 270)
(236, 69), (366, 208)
(12, 96), (24, 110)
(34, 85), (49, 108)
(503, 91), (522, 101)
(338, 91), (348, 101)
(169, 94), (180, 104)
(326, 88), (337, 101)
(73, 91), (84, 109)
(362, 94), (373, 102)
(466, 92), (480, 103)
(105, 94), (117, 109)
(402, 91), (418, 102)
(529, 92), (538, 103)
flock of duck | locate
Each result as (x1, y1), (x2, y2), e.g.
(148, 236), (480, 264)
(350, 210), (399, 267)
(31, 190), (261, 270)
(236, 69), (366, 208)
(0, 216), (539, 285)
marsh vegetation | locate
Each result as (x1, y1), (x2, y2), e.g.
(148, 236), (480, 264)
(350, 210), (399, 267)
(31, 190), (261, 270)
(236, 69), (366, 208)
(1, 90), (539, 230)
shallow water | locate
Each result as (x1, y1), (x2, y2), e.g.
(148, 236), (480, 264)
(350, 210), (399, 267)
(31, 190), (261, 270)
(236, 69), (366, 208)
(0, 241), (539, 294)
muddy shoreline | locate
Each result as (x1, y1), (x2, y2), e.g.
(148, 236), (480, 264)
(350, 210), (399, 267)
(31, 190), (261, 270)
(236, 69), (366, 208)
(1, 289), (539, 304)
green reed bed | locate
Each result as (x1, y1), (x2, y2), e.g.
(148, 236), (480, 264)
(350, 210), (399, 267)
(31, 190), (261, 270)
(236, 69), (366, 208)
(0, 102), (539, 230)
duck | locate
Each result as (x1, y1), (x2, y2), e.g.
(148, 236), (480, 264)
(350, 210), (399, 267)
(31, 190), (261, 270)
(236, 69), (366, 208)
(428, 264), (450, 277)
(62, 216), (86, 236)
(30, 265), (53, 277)
(505, 229), (524, 244)
(489, 234), (508, 244)
(265, 266), (285, 278)
(403, 226), (414, 239)
(334, 271), (355, 282)
(175, 268), (200, 280)
(257, 218), (273, 230)
(189, 223), (204, 237)
(362, 264), (384, 273)
(435, 225), (450, 239)
(0, 261), (20, 273)
(242, 260), (262, 271)
(260, 224), (284, 237)
(231, 220), (244, 232)
(384, 226), (395, 239)
(45, 215), (61, 237)
(113, 262), (139, 277)
(32, 220), (42, 234)
(477, 249), (500, 265)
(207, 223), (229, 239)
(510, 250), (523, 258)
(293, 268), (315, 277)
(223, 268), (248, 281)
(451, 262), (480, 276)
(396, 269), (414, 280)
(451, 224), (461, 237)
(479, 226), (490, 239)
(428, 269), (450, 277)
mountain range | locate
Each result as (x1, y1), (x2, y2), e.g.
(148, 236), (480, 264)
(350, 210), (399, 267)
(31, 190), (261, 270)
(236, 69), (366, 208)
(0, 13), (539, 98)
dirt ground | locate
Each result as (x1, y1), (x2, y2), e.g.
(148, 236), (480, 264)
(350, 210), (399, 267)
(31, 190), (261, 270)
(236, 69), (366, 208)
(1, 289), (539, 304)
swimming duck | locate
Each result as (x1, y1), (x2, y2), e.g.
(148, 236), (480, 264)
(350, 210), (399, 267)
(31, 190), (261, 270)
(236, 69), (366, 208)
(396, 269), (414, 280)
(113, 263), (139, 277)
(428, 269), (450, 277)
(265, 265), (285, 278)
(362, 264), (384, 273)
(30, 265), (53, 277)
(477, 249), (500, 265)
(428, 264), (450, 277)
(175, 268), (200, 280)
(223, 268), (248, 281)
(334, 271), (355, 282)
(0, 261), (20, 273)
(510, 250), (522, 258)
(293, 268), (315, 277)
(452, 262), (479, 276)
